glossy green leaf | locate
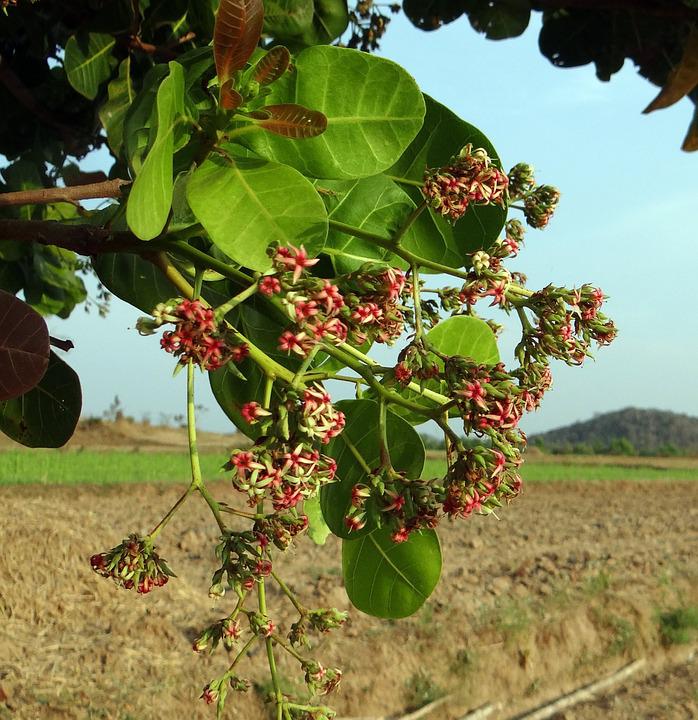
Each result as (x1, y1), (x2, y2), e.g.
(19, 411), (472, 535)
(319, 175), (412, 274)
(99, 58), (134, 154)
(372, 315), (499, 426)
(321, 399), (425, 539)
(64, 32), (116, 100)
(126, 61), (185, 241)
(187, 152), (328, 271)
(92, 254), (177, 313)
(0, 351), (82, 448)
(123, 64), (170, 175)
(0, 290), (50, 401)
(238, 46), (425, 179)
(304, 495), (331, 545)
(342, 526), (441, 618)
(426, 314), (500, 362)
(387, 95), (507, 264)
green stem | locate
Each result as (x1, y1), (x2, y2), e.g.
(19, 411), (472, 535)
(148, 485), (194, 541)
(271, 571), (306, 615)
(263, 374), (275, 408)
(257, 501), (284, 718)
(214, 280), (260, 321)
(327, 219), (471, 281)
(434, 414), (464, 453)
(411, 263), (424, 340)
(341, 432), (374, 475)
(270, 634), (305, 663)
(393, 202), (427, 247)
(187, 361), (226, 533)
(291, 344), (320, 389)
(383, 174), (425, 189)
(328, 338), (450, 406)
(157, 240), (254, 285)
(223, 634), (257, 679)
(378, 398), (394, 472)
(516, 306), (534, 332)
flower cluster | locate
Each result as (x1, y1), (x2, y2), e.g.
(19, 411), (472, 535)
(422, 143), (509, 223)
(289, 607), (348, 647)
(302, 661), (343, 696)
(193, 615), (244, 653)
(138, 298), (248, 371)
(227, 443), (337, 511)
(507, 162), (535, 200)
(524, 185), (561, 229)
(268, 245), (408, 357)
(517, 285), (616, 365)
(208, 530), (273, 597)
(90, 534), (173, 594)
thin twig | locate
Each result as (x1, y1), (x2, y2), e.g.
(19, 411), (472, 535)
(0, 179), (131, 208)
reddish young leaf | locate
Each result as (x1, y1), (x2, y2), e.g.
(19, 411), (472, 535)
(220, 80), (243, 111)
(214, 0), (264, 87)
(254, 104), (328, 139)
(0, 290), (50, 401)
(253, 46), (291, 86)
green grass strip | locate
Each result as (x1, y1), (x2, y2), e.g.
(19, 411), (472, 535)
(0, 451), (696, 486)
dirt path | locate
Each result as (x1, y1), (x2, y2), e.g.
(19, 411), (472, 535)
(0, 481), (696, 719)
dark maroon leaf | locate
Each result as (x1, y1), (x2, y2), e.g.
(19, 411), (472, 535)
(214, 0), (264, 89)
(253, 46), (291, 86)
(0, 289), (50, 401)
(220, 80), (243, 111)
(255, 103), (327, 139)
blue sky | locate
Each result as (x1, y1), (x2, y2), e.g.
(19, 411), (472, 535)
(46, 12), (697, 435)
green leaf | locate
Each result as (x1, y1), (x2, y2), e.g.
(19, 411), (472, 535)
(372, 316), (499, 425)
(304, 495), (331, 545)
(187, 152), (328, 271)
(342, 526), (441, 618)
(466, 0), (531, 40)
(0, 351), (82, 448)
(387, 95), (506, 264)
(64, 32), (117, 100)
(126, 61), (185, 241)
(24, 246), (87, 319)
(238, 46), (425, 179)
(263, 0), (348, 46)
(319, 174), (411, 274)
(123, 64), (170, 175)
(426, 314), (500, 361)
(92, 253), (177, 313)
(321, 399), (425, 539)
(264, 0), (314, 38)
(297, 0), (349, 46)
(0, 290), (50, 401)
(99, 58), (134, 154)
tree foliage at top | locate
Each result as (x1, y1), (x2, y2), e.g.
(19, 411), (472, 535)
(360, 0), (698, 151)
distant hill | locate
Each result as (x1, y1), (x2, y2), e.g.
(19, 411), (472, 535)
(530, 408), (698, 454)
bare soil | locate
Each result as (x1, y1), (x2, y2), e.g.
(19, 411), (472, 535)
(0, 480), (696, 720)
